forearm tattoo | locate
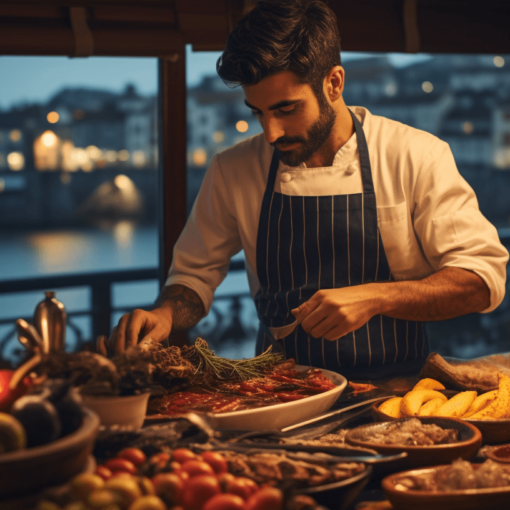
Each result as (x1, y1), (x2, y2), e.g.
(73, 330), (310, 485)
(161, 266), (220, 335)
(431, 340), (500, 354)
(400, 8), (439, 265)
(155, 284), (205, 331)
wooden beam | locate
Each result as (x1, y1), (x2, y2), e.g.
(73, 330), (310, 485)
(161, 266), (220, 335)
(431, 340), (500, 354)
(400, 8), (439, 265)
(158, 53), (187, 287)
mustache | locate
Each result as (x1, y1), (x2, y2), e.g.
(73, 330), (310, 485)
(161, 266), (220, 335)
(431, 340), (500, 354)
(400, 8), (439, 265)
(271, 136), (306, 148)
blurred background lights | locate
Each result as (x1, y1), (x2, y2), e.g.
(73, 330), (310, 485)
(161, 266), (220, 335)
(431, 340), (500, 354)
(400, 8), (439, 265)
(9, 129), (22, 142)
(462, 121), (475, 134)
(422, 81), (434, 93)
(236, 120), (249, 133)
(212, 131), (225, 143)
(0, 178), (5, 193)
(132, 150), (146, 167)
(114, 174), (133, 191)
(117, 149), (130, 162)
(385, 82), (397, 96)
(105, 150), (118, 163)
(46, 111), (59, 124)
(494, 56), (505, 68)
(86, 145), (102, 161)
(192, 148), (207, 166)
(41, 130), (58, 147)
(7, 152), (25, 171)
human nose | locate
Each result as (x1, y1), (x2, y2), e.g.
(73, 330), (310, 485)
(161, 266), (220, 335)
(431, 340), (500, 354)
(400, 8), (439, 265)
(263, 115), (285, 145)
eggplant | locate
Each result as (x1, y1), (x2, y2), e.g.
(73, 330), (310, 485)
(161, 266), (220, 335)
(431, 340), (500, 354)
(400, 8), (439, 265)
(11, 395), (61, 447)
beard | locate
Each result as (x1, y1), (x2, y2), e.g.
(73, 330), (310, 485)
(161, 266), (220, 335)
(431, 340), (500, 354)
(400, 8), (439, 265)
(272, 95), (336, 167)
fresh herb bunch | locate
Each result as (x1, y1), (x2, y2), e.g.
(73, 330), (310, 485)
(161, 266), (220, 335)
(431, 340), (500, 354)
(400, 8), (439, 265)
(193, 338), (282, 381)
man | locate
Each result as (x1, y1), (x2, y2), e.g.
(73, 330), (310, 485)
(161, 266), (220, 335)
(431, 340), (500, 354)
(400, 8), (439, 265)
(107, 0), (508, 379)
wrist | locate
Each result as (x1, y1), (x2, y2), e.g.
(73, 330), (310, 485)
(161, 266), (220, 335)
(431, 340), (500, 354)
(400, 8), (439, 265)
(370, 281), (399, 316)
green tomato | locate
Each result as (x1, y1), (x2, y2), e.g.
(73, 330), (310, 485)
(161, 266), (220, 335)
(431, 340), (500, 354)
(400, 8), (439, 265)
(128, 495), (166, 510)
(88, 489), (122, 510)
(104, 477), (142, 507)
(70, 473), (105, 502)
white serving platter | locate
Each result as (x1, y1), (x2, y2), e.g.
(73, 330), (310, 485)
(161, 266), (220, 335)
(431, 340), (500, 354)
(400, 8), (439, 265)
(208, 365), (347, 431)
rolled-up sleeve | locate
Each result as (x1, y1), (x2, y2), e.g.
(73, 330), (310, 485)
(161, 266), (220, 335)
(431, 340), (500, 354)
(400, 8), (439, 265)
(165, 155), (242, 313)
(412, 140), (509, 313)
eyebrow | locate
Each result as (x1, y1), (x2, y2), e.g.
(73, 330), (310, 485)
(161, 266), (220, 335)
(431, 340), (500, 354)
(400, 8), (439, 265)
(244, 99), (302, 111)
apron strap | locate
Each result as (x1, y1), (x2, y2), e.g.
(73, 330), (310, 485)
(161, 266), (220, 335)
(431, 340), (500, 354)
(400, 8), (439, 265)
(349, 109), (375, 195)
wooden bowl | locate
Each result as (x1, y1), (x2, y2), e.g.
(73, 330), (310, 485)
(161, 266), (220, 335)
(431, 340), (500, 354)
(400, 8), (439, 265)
(381, 464), (510, 510)
(0, 408), (100, 500)
(372, 402), (510, 445)
(298, 465), (372, 510)
(345, 417), (482, 470)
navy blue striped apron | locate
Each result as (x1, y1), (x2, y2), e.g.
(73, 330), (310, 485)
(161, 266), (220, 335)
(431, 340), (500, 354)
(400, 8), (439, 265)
(254, 110), (428, 380)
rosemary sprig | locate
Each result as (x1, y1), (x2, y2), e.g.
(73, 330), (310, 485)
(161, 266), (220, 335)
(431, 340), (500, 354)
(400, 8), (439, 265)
(193, 338), (283, 381)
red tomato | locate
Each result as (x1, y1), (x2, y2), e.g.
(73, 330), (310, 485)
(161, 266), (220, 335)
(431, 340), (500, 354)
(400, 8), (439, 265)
(246, 487), (283, 510)
(172, 448), (196, 464)
(150, 453), (171, 464)
(217, 473), (235, 492)
(180, 460), (215, 477)
(203, 493), (245, 510)
(227, 477), (258, 501)
(200, 452), (228, 475)
(170, 461), (181, 471)
(182, 475), (221, 510)
(152, 473), (184, 505)
(172, 470), (190, 483)
(104, 458), (137, 475)
(95, 465), (112, 481)
(117, 447), (146, 467)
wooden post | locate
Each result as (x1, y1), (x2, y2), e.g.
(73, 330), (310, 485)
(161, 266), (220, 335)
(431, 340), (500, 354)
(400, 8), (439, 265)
(157, 47), (190, 347)
(157, 50), (187, 288)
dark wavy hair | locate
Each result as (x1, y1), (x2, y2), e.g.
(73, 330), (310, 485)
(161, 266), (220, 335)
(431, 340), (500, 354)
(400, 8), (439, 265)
(217, 0), (341, 98)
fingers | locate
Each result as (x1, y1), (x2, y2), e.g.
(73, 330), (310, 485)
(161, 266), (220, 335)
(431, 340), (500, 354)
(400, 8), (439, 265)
(96, 335), (108, 356)
(126, 309), (149, 349)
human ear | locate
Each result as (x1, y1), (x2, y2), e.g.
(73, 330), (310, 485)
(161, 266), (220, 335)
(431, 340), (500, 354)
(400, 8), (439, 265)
(325, 66), (345, 101)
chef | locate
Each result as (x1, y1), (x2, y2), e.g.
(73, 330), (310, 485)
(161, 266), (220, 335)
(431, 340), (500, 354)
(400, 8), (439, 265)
(107, 0), (508, 379)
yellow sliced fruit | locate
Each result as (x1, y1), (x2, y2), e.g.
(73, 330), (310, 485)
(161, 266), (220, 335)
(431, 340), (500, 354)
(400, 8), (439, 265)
(0, 412), (26, 453)
(463, 390), (498, 418)
(413, 378), (446, 391)
(400, 390), (447, 417)
(378, 397), (402, 418)
(470, 373), (510, 420)
(432, 391), (477, 417)
(418, 397), (445, 416)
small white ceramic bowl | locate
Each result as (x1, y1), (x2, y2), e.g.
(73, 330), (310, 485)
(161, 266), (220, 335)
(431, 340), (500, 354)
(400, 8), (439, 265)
(81, 392), (150, 429)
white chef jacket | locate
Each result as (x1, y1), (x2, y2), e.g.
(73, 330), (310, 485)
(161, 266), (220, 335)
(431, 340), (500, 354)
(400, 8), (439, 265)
(166, 106), (508, 315)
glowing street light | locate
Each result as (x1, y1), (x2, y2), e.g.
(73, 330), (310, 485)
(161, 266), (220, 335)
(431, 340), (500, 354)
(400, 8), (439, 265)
(47, 111), (59, 124)
(494, 56), (505, 68)
(236, 120), (249, 133)
(41, 130), (58, 147)
(422, 81), (434, 93)
(7, 152), (25, 171)
(9, 129), (22, 142)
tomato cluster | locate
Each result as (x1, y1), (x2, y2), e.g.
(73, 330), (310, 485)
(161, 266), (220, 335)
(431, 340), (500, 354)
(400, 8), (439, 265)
(45, 447), (283, 510)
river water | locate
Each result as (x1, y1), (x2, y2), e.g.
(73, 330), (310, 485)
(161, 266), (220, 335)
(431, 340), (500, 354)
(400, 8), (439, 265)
(0, 222), (256, 361)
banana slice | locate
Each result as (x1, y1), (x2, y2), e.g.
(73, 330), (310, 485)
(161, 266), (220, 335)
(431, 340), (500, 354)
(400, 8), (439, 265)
(378, 397), (402, 418)
(433, 391), (477, 417)
(418, 397), (445, 417)
(470, 373), (510, 420)
(413, 378), (446, 391)
(400, 390), (447, 417)
(463, 390), (498, 418)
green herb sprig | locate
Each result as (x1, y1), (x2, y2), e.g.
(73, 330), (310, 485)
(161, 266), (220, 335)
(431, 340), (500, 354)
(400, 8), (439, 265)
(193, 338), (283, 381)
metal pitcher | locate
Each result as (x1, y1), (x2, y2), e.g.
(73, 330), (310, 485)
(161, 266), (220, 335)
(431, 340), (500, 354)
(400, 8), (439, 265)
(33, 291), (66, 353)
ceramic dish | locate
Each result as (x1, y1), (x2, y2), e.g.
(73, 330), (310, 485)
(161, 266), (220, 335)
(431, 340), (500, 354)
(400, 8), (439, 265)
(372, 401), (510, 444)
(381, 464), (510, 510)
(146, 366), (347, 431)
(298, 465), (372, 510)
(208, 366), (347, 430)
(344, 417), (482, 470)
(0, 408), (100, 500)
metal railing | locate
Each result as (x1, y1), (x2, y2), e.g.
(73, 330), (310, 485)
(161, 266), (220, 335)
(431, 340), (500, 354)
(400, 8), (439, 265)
(0, 259), (250, 363)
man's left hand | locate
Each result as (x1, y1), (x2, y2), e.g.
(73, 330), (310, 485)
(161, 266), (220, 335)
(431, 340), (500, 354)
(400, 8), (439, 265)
(292, 286), (379, 340)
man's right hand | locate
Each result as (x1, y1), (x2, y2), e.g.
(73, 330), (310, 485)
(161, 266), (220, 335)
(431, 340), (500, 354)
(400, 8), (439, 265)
(103, 306), (173, 355)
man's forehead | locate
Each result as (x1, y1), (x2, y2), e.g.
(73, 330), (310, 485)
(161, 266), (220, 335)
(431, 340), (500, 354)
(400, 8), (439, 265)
(242, 72), (312, 109)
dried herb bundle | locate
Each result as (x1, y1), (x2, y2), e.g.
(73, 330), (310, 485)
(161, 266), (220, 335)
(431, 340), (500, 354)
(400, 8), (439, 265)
(192, 338), (283, 381)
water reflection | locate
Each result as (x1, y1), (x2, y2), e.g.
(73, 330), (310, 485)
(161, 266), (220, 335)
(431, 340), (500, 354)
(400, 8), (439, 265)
(26, 231), (91, 272)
